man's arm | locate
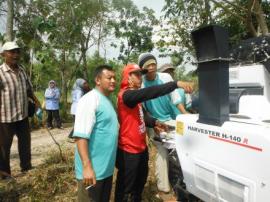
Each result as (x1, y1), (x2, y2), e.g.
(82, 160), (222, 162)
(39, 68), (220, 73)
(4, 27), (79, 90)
(44, 89), (55, 99)
(159, 73), (193, 105)
(143, 108), (168, 133)
(76, 138), (96, 186)
(123, 81), (178, 108)
(123, 81), (193, 108)
(177, 103), (190, 114)
(54, 88), (61, 99)
(24, 73), (41, 108)
(143, 108), (156, 128)
(27, 88), (41, 109)
(73, 92), (98, 186)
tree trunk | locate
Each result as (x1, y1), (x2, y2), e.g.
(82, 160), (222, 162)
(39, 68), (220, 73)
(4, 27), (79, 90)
(97, 22), (102, 58)
(254, 0), (269, 35)
(82, 52), (88, 80)
(204, 0), (213, 24)
(246, 0), (258, 37)
(6, 0), (14, 41)
(60, 50), (68, 119)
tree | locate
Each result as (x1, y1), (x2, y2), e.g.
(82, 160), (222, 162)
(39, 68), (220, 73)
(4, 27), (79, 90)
(109, 0), (158, 64)
(6, 0), (14, 41)
(158, 0), (270, 66)
(13, 0), (110, 115)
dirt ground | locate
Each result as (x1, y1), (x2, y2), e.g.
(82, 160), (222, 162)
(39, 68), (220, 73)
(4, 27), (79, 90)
(10, 125), (73, 173)
(8, 125), (176, 201)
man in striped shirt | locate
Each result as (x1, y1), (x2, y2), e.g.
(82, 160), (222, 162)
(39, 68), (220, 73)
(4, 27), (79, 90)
(0, 41), (38, 178)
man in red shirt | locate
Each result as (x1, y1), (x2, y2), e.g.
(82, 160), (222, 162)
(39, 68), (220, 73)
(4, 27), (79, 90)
(115, 64), (193, 201)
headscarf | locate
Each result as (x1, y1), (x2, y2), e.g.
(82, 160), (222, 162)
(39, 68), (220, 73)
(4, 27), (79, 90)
(48, 80), (56, 88)
(120, 64), (147, 90)
(72, 78), (86, 90)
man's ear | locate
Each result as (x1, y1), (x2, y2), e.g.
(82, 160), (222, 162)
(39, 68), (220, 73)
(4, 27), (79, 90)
(95, 77), (100, 86)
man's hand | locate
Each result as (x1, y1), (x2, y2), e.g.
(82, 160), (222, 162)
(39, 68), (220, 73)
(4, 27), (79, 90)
(33, 94), (41, 109)
(154, 120), (168, 134)
(83, 160), (96, 186)
(177, 81), (194, 93)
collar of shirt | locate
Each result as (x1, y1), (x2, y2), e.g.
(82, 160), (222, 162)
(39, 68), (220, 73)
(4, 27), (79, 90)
(3, 63), (23, 73)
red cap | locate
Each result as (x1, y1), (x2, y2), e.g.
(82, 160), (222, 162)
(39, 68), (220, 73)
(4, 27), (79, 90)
(120, 64), (147, 90)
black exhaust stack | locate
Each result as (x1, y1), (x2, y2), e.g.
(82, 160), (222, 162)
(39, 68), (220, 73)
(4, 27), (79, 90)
(192, 25), (229, 126)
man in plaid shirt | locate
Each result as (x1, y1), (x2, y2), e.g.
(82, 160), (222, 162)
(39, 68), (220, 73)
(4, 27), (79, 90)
(0, 41), (39, 179)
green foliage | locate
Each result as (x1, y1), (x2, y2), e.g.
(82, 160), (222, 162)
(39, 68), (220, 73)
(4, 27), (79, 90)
(12, 0), (111, 115)
(218, 0), (270, 44)
(87, 52), (108, 85)
(108, 60), (123, 107)
(86, 52), (123, 107)
(158, 0), (270, 69)
(109, 0), (158, 64)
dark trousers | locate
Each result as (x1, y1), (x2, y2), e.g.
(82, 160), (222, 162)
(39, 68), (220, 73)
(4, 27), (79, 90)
(77, 175), (113, 202)
(0, 118), (31, 176)
(68, 115), (75, 138)
(46, 109), (61, 128)
(115, 148), (149, 202)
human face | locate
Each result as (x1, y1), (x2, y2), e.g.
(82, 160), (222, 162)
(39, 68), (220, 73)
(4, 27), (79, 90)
(129, 71), (142, 89)
(2, 49), (21, 67)
(144, 63), (157, 81)
(96, 69), (116, 96)
(83, 82), (90, 92)
(49, 82), (55, 88)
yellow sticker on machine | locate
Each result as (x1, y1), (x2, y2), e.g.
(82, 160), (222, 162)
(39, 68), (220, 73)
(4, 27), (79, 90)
(176, 121), (184, 135)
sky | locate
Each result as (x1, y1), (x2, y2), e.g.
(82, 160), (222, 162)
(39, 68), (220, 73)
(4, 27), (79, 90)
(0, 0), (166, 35)
(103, 0), (171, 64)
(1, 0), (183, 68)
(133, 0), (165, 16)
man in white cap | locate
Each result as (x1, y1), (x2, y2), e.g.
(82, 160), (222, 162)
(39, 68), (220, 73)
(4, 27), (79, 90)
(138, 53), (193, 199)
(0, 41), (39, 178)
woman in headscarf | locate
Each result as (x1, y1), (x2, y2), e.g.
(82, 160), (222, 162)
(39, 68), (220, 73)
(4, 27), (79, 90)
(70, 78), (90, 116)
(69, 78), (90, 138)
(44, 80), (62, 129)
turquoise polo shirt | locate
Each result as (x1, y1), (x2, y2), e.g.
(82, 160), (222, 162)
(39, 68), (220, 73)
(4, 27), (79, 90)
(142, 72), (182, 122)
(169, 88), (186, 119)
(73, 88), (118, 180)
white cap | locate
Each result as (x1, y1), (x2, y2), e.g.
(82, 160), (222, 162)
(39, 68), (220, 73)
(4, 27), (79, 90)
(1, 41), (20, 53)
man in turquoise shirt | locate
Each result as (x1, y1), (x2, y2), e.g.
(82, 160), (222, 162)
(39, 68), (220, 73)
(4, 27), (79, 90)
(73, 65), (118, 202)
(138, 53), (192, 199)
(158, 63), (190, 119)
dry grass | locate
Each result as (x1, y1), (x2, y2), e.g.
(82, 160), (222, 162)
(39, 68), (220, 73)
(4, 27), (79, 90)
(0, 149), (77, 202)
(0, 144), (166, 202)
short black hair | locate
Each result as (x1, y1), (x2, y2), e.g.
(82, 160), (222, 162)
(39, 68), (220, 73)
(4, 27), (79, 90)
(93, 65), (113, 79)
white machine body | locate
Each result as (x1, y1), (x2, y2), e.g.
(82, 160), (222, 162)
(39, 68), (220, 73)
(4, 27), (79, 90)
(171, 64), (270, 202)
(229, 64), (270, 120)
(175, 115), (270, 202)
